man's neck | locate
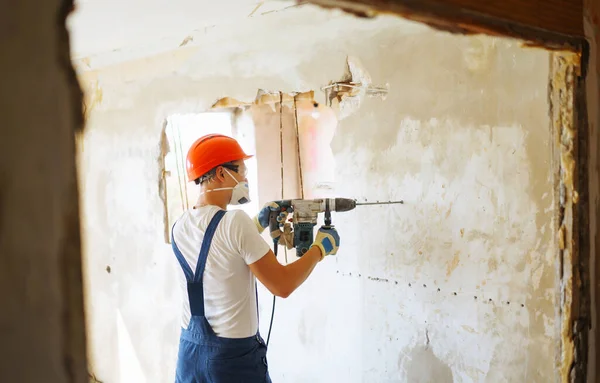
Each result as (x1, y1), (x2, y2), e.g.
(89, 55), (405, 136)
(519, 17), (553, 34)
(197, 189), (228, 210)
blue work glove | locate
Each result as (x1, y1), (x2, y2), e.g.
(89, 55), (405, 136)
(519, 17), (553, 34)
(311, 226), (340, 260)
(253, 201), (292, 234)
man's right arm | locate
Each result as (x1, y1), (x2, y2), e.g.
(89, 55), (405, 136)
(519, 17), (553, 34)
(248, 246), (321, 298)
(248, 227), (340, 298)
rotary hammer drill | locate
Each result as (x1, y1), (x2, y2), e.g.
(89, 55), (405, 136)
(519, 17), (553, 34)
(268, 198), (403, 257)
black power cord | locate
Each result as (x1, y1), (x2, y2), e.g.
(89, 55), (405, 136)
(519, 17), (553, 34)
(265, 242), (278, 346)
(266, 295), (276, 346)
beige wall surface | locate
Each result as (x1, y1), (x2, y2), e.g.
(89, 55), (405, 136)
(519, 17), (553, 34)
(76, 6), (555, 382)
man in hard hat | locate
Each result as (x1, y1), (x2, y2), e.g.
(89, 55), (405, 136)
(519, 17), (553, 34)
(170, 134), (340, 382)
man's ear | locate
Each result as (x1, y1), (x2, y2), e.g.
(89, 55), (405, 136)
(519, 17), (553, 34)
(215, 166), (226, 182)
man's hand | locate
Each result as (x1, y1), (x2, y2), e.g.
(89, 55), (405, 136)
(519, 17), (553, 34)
(311, 226), (340, 260)
(253, 201), (292, 234)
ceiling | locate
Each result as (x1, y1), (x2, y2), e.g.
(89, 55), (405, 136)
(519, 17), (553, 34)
(67, 0), (296, 60)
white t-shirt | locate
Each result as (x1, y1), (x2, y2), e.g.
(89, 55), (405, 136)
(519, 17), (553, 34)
(172, 205), (270, 338)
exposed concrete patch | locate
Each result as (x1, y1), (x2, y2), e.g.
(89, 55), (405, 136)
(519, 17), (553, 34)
(324, 56), (388, 120)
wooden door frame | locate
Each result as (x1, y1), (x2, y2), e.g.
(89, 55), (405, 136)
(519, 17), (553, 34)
(550, 51), (589, 383)
(303, 1), (591, 382)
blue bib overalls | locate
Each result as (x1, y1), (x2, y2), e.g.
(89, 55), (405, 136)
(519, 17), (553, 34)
(171, 210), (272, 383)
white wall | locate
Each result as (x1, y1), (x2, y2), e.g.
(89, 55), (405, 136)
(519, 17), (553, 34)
(76, 5), (555, 382)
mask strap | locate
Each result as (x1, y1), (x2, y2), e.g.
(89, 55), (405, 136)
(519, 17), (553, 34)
(204, 187), (232, 194)
(222, 168), (239, 183)
(201, 168), (239, 194)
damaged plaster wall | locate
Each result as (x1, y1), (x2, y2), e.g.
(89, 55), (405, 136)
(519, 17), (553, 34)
(76, 5), (555, 382)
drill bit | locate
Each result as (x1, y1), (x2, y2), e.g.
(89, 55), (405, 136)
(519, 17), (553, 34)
(355, 200), (404, 206)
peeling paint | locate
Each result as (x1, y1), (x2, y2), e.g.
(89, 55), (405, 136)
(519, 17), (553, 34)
(324, 56), (388, 120)
(445, 253), (460, 277)
(178, 36), (193, 47)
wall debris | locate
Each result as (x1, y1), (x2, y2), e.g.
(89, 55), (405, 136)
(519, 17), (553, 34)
(322, 56), (389, 119)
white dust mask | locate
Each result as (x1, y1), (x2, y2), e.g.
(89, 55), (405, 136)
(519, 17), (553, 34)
(205, 168), (250, 205)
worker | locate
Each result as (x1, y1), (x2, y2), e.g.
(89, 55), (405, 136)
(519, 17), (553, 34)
(170, 134), (340, 383)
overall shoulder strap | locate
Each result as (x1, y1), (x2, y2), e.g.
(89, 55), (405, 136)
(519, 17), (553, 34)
(171, 222), (193, 282)
(172, 209), (227, 317)
(186, 209), (226, 316)
(193, 209), (227, 283)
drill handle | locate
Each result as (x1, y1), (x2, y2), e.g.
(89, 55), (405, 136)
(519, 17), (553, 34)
(324, 199), (332, 227)
(267, 200), (292, 243)
(268, 209), (282, 242)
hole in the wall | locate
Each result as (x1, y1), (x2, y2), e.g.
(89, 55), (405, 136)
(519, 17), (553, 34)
(212, 89), (338, 201)
(160, 108), (259, 243)
(160, 90), (338, 243)
(323, 273), (530, 313)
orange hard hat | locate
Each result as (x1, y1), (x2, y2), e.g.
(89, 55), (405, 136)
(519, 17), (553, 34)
(185, 134), (253, 182)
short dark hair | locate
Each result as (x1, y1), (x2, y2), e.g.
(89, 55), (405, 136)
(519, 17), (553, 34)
(195, 162), (239, 185)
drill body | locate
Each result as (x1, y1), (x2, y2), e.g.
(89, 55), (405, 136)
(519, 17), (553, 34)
(268, 198), (356, 257)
